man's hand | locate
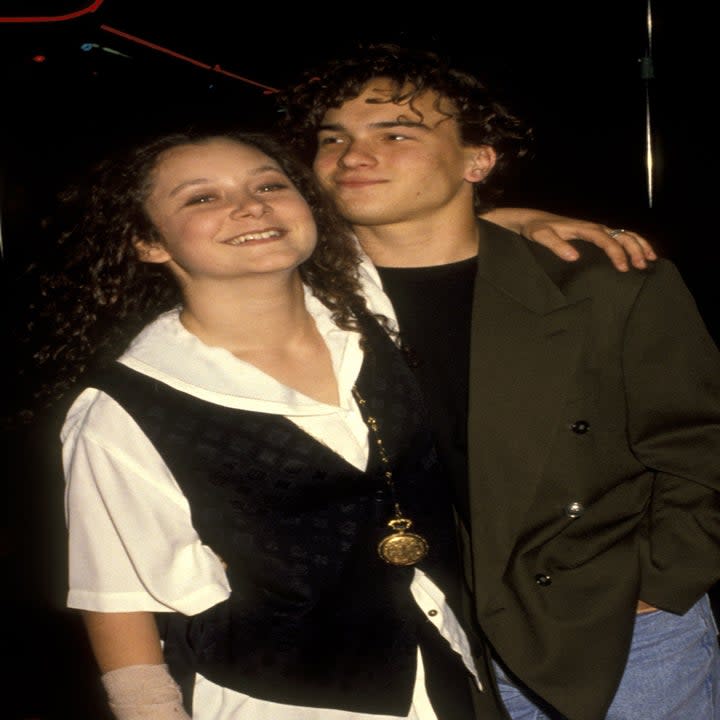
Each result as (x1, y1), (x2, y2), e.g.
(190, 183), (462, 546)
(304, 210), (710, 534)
(483, 208), (658, 272)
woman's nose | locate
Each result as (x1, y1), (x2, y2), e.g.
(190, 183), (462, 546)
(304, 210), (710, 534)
(229, 196), (270, 218)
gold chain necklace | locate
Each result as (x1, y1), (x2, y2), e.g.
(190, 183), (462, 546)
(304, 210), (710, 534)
(352, 386), (429, 566)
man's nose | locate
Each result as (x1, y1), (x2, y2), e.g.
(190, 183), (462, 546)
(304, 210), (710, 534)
(338, 140), (376, 168)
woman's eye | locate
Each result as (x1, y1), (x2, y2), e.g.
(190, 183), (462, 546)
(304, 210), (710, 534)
(318, 136), (343, 146)
(185, 194), (214, 206)
(257, 182), (288, 193)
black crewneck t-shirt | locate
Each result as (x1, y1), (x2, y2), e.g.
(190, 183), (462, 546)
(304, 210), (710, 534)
(376, 257), (476, 525)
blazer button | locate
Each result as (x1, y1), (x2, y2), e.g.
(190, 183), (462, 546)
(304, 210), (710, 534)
(564, 501), (584, 518)
(570, 420), (590, 434)
(535, 573), (552, 587)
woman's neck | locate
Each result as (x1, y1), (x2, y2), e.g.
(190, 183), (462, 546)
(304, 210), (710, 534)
(179, 273), (311, 355)
(179, 275), (340, 406)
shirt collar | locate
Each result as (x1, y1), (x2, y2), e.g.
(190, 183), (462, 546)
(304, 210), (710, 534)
(118, 287), (363, 416)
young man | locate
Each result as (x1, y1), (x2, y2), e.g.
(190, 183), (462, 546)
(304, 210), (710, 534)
(276, 44), (720, 720)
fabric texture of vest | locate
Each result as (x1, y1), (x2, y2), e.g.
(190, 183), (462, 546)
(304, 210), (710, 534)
(88, 314), (461, 715)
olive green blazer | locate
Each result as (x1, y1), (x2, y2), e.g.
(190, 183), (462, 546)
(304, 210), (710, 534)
(463, 220), (720, 720)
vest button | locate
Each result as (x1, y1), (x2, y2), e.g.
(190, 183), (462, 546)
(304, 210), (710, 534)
(570, 420), (590, 434)
(535, 573), (552, 587)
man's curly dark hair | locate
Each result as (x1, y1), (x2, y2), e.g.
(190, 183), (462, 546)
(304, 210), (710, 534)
(274, 43), (533, 214)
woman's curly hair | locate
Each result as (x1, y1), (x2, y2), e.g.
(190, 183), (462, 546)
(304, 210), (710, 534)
(11, 129), (381, 421)
(275, 42), (533, 214)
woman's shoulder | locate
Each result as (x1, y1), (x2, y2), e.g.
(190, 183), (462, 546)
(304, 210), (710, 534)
(60, 382), (143, 448)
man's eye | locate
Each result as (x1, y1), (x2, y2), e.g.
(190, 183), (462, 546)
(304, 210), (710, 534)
(318, 136), (343, 146)
(387, 133), (408, 141)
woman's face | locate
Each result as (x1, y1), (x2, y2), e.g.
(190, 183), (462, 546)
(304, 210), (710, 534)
(140, 138), (318, 281)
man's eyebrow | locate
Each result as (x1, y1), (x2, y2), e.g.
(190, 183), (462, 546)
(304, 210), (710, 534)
(317, 120), (430, 132)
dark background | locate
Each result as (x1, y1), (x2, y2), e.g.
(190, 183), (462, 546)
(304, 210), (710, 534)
(1, 2), (716, 718)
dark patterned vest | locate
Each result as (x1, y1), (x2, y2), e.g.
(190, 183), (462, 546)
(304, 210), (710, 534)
(88, 314), (461, 715)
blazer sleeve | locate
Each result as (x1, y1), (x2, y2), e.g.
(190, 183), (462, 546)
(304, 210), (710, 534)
(623, 259), (720, 610)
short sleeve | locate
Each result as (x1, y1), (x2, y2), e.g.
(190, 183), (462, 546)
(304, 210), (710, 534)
(62, 388), (231, 614)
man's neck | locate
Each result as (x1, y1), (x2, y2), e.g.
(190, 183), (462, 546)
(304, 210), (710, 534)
(354, 216), (480, 268)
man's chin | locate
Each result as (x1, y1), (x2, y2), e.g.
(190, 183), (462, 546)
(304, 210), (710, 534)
(332, 199), (394, 226)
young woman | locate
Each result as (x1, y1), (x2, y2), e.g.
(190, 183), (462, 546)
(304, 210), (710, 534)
(23, 129), (486, 720)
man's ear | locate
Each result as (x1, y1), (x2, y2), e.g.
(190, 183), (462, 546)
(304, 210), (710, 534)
(133, 237), (170, 264)
(464, 145), (497, 183)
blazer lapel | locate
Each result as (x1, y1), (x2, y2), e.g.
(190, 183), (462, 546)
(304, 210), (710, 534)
(467, 221), (591, 606)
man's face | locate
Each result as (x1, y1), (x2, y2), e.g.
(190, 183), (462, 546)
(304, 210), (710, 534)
(312, 78), (484, 228)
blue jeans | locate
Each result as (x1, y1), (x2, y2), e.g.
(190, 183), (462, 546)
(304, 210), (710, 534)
(493, 594), (720, 719)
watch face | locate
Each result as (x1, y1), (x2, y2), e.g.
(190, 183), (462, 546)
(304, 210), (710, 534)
(378, 531), (429, 566)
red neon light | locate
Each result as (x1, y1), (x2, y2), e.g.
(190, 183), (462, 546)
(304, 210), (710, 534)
(100, 25), (279, 94)
(0, 0), (104, 22)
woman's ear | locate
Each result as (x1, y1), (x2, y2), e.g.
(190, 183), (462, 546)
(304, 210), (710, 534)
(133, 237), (170, 264)
(464, 145), (497, 183)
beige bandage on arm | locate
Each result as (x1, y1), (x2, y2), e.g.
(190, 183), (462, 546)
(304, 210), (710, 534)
(101, 663), (191, 720)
